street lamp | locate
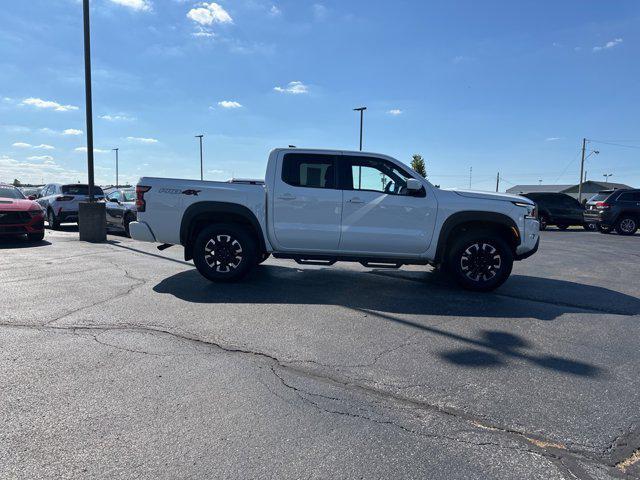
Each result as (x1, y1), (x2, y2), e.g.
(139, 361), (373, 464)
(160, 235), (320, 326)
(353, 107), (367, 151)
(78, 0), (106, 242)
(603, 173), (613, 184)
(112, 148), (119, 187)
(195, 134), (204, 181)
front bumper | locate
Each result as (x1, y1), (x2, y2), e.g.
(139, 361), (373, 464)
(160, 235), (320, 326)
(0, 216), (44, 236)
(128, 221), (156, 242)
(515, 237), (539, 260)
(515, 217), (539, 260)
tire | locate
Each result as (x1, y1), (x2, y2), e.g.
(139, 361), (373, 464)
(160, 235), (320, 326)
(557, 224), (569, 230)
(47, 209), (60, 230)
(123, 213), (135, 237)
(446, 233), (514, 292)
(615, 216), (638, 236)
(257, 252), (271, 265)
(583, 223), (596, 231)
(539, 215), (548, 231)
(27, 231), (45, 242)
(192, 223), (258, 282)
(598, 225), (612, 234)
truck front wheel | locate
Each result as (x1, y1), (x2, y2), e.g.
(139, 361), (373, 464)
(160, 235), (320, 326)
(447, 233), (513, 292)
(192, 224), (257, 282)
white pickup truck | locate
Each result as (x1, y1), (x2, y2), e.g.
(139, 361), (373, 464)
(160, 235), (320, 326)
(130, 148), (539, 291)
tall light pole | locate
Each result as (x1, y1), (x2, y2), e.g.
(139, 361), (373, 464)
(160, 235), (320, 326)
(603, 173), (613, 184)
(353, 107), (367, 151)
(195, 134), (204, 180)
(78, 0), (106, 242)
(112, 148), (119, 187)
(83, 0), (95, 203)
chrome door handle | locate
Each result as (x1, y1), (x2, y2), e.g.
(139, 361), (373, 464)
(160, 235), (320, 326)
(277, 194), (296, 200)
(348, 197), (365, 204)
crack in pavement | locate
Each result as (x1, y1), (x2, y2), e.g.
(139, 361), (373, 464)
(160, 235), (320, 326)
(0, 321), (629, 479)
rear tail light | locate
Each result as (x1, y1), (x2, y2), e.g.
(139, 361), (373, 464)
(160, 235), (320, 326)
(596, 202), (610, 209)
(136, 185), (151, 212)
(55, 196), (74, 201)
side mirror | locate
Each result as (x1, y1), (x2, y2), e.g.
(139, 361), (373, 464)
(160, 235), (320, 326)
(28, 195), (36, 200)
(406, 178), (422, 192)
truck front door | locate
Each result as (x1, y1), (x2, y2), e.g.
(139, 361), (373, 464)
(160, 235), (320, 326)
(338, 154), (437, 255)
(271, 152), (342, 251)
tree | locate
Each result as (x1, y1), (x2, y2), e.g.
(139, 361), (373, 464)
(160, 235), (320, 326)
(411, 154), (427, 177)
(12, 179), (21, 187)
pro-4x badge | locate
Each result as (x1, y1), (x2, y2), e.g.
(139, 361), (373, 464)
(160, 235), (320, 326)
(182, 189), (201, 196)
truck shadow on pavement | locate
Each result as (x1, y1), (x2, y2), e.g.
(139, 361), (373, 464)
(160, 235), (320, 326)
(152, 265), (640, 377)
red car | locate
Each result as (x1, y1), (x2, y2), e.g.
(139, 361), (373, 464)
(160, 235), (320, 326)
(0, 184), (45, 242)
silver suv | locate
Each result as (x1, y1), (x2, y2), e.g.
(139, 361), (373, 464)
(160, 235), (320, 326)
(37, 183), (105, 229)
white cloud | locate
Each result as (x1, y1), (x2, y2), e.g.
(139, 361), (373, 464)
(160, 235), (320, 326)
(11, 142), (54, 150)
(274, 81), (309, 95)
(187, 3), (233, 26)
(0, 155), (85, 185)
(21, 97), (79, 112)
(75, 147), (109, 153)
(217, 100), (243, 109)
(269, 5), (281, 16)
(312, 3), (328, 20)
(99, 114), (135, 122)
(593, 38), (623, 52)
(192, 28), (215, 38)
(27, 155), (55, 162)
(36, 144), (55, 150)
(63, 128), (83, 136)
(545, 137), (562, 142)
(387, 109), (403, 116)
(126, 136), (159, 144)
(108, 0), (152, 12)
(12, 142), (32, 148)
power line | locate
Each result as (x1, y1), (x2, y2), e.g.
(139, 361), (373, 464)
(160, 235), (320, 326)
(589, 140), (640, 150)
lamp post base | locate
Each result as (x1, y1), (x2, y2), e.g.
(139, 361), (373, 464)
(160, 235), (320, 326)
(78, 202), (106, 242)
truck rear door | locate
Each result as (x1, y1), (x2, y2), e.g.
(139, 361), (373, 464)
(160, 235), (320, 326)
(271, 152), (342, 251)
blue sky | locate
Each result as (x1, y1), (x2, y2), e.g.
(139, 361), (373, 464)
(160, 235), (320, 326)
(1, 0), (638, 190)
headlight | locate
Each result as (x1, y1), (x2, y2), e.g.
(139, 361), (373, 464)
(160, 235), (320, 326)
(28, 209), (44, 218)
(512, 201), (537, 219)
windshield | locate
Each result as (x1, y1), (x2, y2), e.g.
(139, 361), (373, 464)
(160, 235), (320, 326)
(122, 190), (136, 202)
(62, 185), (105, 196)
(587, 192), (612, 203)
(0, 186), (26, 199)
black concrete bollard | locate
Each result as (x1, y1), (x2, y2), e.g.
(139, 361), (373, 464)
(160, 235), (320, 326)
(78, 202), (106, 242)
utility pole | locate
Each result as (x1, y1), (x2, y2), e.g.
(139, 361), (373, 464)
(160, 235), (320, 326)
(578, 137), (587, 203)
(495, 172), (500, 192)
(195, 134), (204, 181)
(353, 107), (367, 151)
(112, 148), (119, 187)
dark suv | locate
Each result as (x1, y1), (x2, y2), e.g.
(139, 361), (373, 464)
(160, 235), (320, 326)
(521, 192), (588, 231)
(584, 189), (640, 235)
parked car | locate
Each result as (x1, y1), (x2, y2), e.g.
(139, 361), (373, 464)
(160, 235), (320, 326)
(104, 188), (137, 236)
(584, 189), (640, 235)
(520, 192), (590, 231)
(129, 148), (540, 291)
(0, 184), (45, 242)
(37, 183), (104, 229)
(19, 186), (43, 199)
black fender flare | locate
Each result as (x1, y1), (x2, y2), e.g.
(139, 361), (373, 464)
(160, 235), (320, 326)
(434, 211), (520, 263)
(180, 201), (266, 257)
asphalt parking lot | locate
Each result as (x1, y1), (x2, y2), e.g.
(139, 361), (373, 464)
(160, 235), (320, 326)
(1, 227), (639, 479)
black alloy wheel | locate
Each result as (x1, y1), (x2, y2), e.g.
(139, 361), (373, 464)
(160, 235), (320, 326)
(193, 224), (257, 282)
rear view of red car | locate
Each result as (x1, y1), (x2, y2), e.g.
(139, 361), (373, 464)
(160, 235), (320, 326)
(0, 184), (45, 242)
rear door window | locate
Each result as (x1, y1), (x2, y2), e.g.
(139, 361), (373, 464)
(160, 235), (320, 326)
(618, 192), (640, 202)
(281, 153), (336, 189)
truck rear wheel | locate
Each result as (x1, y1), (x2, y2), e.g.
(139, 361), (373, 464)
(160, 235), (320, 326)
(192, 224), (257, 282)
(446, 233), (513, 292)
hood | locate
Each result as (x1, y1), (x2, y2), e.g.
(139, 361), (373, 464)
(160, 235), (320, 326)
(448, 189), (534, 205)
(0, 197), (41, 211)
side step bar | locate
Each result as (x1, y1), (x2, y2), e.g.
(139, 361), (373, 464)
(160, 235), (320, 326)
(359, 261), (402, 269)
(294, 258), (337, 266)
